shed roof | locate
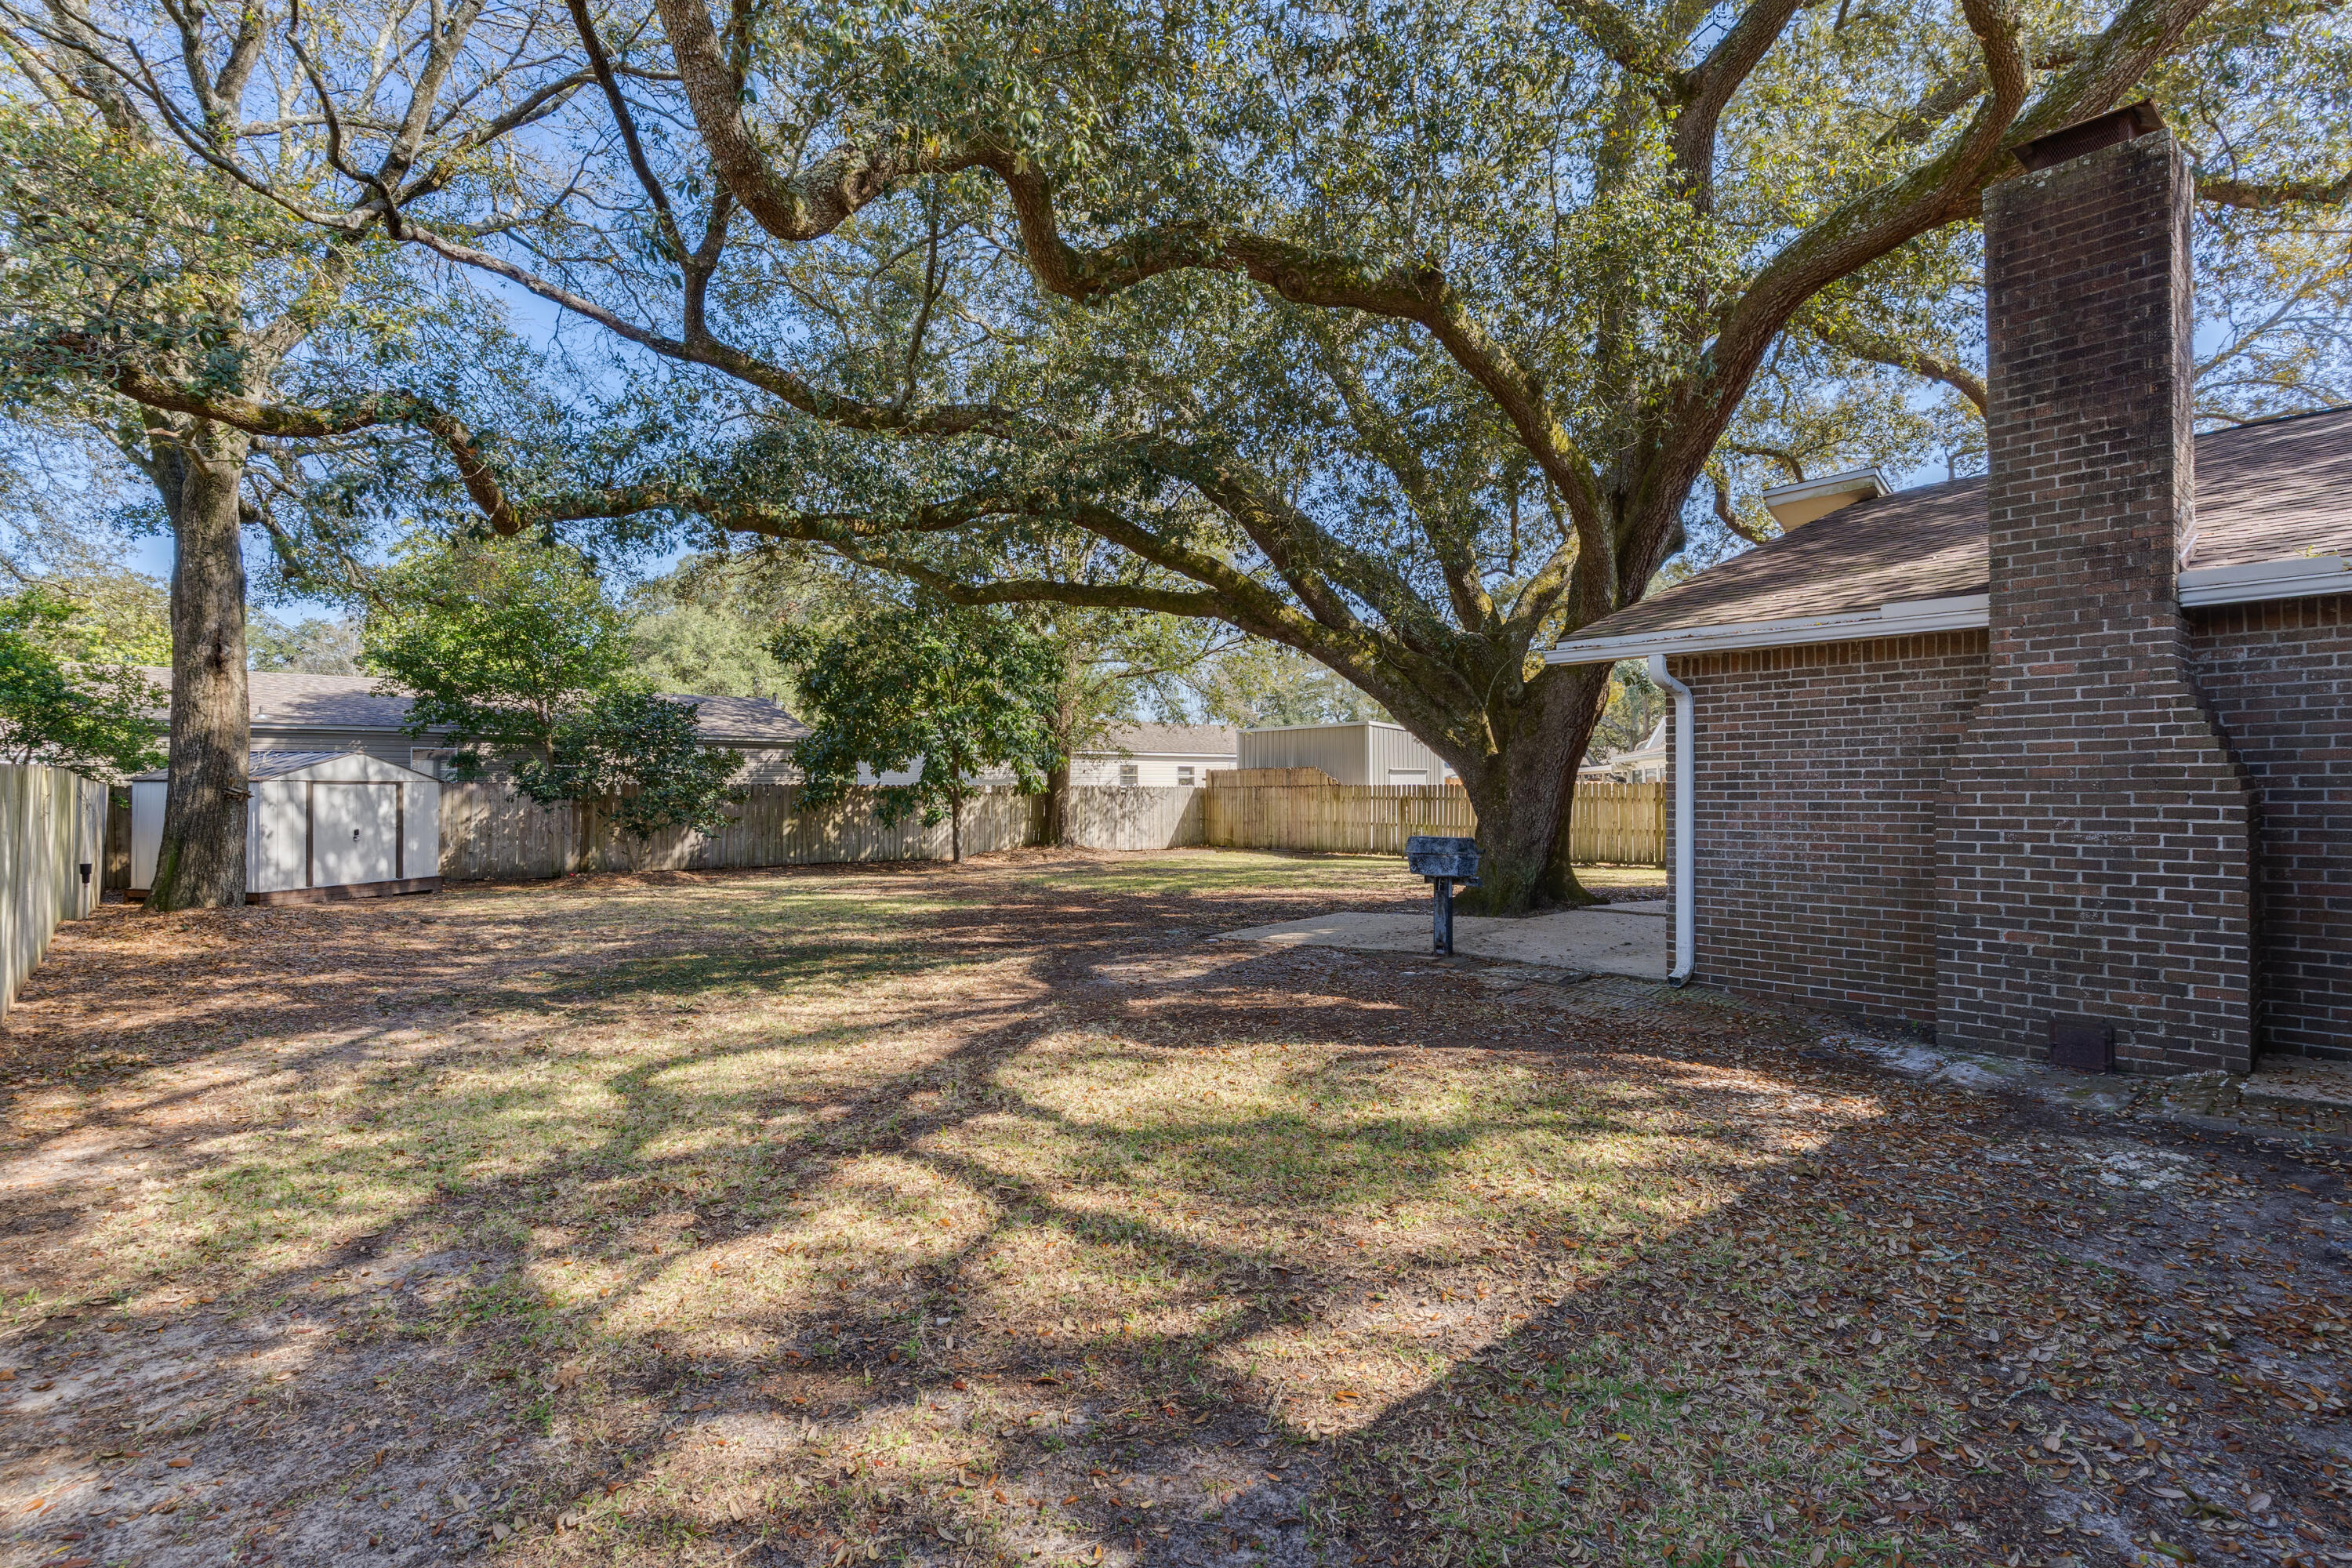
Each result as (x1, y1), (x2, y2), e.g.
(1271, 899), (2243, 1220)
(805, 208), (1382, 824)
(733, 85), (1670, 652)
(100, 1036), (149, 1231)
(136, 670), (809, 747)
(1563, 405), (2352, 645)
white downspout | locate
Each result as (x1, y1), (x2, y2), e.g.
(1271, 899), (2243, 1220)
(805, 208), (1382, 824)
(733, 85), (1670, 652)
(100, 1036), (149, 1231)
(1646, 655), (1695, 988)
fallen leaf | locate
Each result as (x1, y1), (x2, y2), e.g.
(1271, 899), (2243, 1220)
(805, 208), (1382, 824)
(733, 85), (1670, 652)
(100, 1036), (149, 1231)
(166, 1457), (192, 1468)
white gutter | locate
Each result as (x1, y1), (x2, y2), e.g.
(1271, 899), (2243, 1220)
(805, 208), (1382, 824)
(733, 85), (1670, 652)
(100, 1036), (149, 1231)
(1646, 655), (1695, 989)
(1547, 594), (1988, 666)
(2177, 554), (2350, 606)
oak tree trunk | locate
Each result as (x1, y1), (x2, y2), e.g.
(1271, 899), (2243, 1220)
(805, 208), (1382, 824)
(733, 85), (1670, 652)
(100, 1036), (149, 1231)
(1446, 662), (1613, 916)
(148, 423), (251, 913)
(1042, 757), (1071, 847)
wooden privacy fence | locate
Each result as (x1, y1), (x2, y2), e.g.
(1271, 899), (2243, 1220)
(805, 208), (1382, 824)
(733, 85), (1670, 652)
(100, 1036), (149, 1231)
(434, 775), (1665, 878)
(1567, 780), (1670, 866)
(437, 782), (1041, 880)
(1203, 782), (1477, 855)
(1, 766), (106, 1014)
(1060, 786), (1204, 851)
(1200, 779), (1667, 866)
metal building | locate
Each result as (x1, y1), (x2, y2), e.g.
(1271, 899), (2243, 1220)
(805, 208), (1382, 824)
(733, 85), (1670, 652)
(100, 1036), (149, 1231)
(1236, 722), (1456, 785)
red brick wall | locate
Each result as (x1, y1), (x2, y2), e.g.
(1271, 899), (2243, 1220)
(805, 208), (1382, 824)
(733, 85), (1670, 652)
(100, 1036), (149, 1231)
(2192, 594), (2352, 1062)
(1936, 129), (2256, 1075)
(1670, 633), (1987, 1029)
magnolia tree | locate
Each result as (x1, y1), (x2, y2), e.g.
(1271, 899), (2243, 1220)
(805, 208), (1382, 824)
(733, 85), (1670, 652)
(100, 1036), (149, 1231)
(63, 0), (2352, 909)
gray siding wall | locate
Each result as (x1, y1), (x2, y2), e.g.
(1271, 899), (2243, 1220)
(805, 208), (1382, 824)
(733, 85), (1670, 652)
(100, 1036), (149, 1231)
(252, 727), (418, 766)
(1238, 724), (1374, 783)
(1238, 723), (1449, 785)
(1366, 724), (1449, 782)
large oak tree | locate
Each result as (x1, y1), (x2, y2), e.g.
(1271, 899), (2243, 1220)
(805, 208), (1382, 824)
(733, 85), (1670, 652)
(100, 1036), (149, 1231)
(49, 0), (2352, 908)
(0, 0), (591, 905)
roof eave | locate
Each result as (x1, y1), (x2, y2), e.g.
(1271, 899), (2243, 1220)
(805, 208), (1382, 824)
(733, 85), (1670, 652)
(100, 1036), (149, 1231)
(1546, 552), (2352, 664)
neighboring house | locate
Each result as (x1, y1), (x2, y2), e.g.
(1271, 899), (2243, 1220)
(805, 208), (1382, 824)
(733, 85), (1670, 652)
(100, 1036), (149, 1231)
(1069, 724), (1237, 788)
(136, 670), (809, 784)
(1581, 720), (1668, 782)
(1239, 720), (1456, 785)
(1546, 107), (2351, 1073)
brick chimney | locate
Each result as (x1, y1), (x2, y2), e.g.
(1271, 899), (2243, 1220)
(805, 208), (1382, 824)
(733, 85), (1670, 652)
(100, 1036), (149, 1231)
(1934, 111), (2258, 1073)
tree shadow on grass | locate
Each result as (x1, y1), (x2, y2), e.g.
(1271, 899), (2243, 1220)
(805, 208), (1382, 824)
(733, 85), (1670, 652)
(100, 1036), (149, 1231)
(0, 861), (2030, 1568)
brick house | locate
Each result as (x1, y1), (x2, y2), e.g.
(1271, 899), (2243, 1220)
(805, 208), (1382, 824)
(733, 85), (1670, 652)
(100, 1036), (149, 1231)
(1546, 107), (2351, 1073)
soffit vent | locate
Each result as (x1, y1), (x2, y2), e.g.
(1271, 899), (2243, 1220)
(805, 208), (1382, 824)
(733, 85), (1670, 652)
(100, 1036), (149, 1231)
(1760, 467), (1893, 530)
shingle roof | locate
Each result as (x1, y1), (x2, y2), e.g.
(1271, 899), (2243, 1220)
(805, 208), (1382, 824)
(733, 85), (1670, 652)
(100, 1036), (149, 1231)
(1082, 723), (1239, 757)
(1570, 406), (2352, 642)
(135, 670), (808, 746)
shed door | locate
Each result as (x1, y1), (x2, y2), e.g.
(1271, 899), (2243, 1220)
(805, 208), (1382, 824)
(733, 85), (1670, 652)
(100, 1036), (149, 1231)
(310, 783), (401, 887)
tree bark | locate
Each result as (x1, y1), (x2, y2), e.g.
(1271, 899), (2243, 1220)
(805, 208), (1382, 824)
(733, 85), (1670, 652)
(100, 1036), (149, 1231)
(148, 422), (252, 912)
(1446, 663), (1613, 916)
(1042, 757), (1071, 847)
(949, 790), (964, 863)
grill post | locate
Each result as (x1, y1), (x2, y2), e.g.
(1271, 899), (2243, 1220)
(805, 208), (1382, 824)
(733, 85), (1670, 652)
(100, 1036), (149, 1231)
(1405, 836), (1479, 956)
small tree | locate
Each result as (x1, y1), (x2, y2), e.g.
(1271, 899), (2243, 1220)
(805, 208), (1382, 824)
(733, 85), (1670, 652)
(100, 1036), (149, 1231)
(0, 587), (165, 779)
(775, 607), (1058, 863)
(365, 535), (741, 866)
(512, 690), (745, 862)
(362, 535), (637, 768)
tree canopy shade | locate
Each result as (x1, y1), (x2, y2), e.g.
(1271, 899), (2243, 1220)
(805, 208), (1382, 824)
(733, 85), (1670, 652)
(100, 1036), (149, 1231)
(53, 0), (2352, 907)
(775, 605), (1058, 863)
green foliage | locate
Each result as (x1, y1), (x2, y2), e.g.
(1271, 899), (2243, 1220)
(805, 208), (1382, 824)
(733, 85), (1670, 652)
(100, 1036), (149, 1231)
(249, 615), (362, 675)
(624, 549), (869, 703)
(6, 562), (173, 667)
(1187, 641), (1390, 730)
(511, 690), (745, 844)
(0, 587), (164, 778)
(773, 604), (1058, 851)
(361, 535), (638, 760)
(1589, 661), (1665, 762)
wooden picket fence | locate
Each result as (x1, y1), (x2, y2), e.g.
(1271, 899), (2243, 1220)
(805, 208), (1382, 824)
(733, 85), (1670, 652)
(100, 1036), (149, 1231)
(1200, 779), (1666, 866)
(1567, 780), (1670, 866)
(1203, 782), (1477, 855)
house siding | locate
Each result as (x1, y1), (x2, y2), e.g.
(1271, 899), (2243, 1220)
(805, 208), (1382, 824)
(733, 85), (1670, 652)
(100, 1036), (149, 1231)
(1669, 632), (1987, 1030)
(2190, 593), (2352, 1062)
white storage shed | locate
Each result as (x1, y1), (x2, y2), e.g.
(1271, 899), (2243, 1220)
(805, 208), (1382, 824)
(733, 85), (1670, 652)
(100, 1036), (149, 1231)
(129, 750), (441, 905)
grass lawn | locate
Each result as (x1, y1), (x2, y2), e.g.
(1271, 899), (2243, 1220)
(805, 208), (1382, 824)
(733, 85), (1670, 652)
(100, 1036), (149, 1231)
(2, 849), (2347, 1568)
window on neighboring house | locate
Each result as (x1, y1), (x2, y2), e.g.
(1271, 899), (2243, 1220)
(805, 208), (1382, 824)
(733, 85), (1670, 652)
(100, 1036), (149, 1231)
(1119, 763), (1140, 788)
(1176, 765), (1195, 786)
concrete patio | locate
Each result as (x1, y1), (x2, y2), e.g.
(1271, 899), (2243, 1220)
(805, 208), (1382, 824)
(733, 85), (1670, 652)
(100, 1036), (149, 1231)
(1216, 898), (1670, 978)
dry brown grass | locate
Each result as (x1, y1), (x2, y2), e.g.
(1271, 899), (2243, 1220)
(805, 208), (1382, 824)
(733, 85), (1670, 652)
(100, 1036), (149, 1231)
(1, 851), (2347, 1568)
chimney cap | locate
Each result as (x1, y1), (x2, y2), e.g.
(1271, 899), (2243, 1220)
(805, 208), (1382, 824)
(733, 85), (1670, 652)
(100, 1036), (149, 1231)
(2014, 100), (2166, 174)
(1760, 467), (1893, 530)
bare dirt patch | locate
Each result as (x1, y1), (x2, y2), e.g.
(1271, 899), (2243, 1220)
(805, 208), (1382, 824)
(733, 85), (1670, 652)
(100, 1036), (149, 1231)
(2, 851), (2347, 1568)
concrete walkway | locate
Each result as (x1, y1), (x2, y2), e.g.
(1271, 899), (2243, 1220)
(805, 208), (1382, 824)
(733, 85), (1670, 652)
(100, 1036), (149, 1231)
(1215, 901), (1669, 979)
